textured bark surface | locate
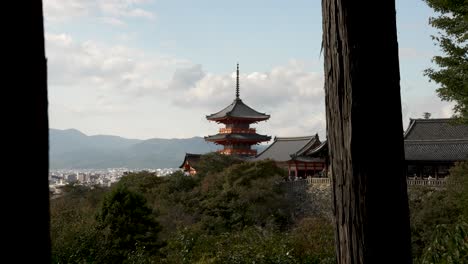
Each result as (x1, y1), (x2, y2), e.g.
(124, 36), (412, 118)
(322, 1), (412, 263)
(4, 2), (50, 261)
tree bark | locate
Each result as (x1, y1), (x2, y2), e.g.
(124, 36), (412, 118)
(322, 1), (412, 263)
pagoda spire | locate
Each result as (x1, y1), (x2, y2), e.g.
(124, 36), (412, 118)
(236, 63), (240, 99)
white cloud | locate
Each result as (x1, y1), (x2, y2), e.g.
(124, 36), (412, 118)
(46, 33), (189, 95)
(43, 0), (155, 24)
(43, 0), (91, 22)
(173, 60), (324, 109)
(168, 64), (206, 91)
(46, 32), (453, 140)
(401, 95), (454, 129)
(98, 0), (155, 19)
(99, 17), (127, 26)
(169, 61), (326, 139)
(399, 47), (433, 60)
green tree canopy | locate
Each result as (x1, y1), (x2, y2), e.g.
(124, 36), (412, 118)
(97, 185), (163, 262)
(424, 0), (468, 123)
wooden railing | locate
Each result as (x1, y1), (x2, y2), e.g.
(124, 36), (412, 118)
(219, 128), (256, 134)
(406, 179), (447, 186)
(283, 177), (447, 187)
(218, 149), (257, 155)
(306, 177), (331, 184)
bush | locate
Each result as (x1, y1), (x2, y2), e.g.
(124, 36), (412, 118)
(289, 217), (336, 264)
(419, 219), (468, 264)
(410, 161), (468, 262)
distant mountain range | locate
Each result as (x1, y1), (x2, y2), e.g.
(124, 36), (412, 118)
(49, 128), (267, 169)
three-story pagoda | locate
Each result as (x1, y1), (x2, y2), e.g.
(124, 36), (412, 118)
(205, 64), (271, 156)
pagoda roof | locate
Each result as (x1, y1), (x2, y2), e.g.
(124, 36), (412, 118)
(254, 135), (320, 162)
(204, 133), (271, 143)
(206, 98), (270, 121)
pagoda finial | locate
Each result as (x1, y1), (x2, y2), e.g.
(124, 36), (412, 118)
(236, 63), (240, 99)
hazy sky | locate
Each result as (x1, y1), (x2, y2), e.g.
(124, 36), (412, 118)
(44, 0), (453, 141)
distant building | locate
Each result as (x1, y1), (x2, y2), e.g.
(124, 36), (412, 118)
(404, 118), (468, 178)
(204, 64), (271, 157)
(255, 118), (468, 179)
(179, 153), (202, 176)
(254, 134), (328, 179)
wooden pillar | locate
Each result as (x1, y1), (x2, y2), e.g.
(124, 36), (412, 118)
(294, 161), (298, 179)
(305, 162), (308, 177)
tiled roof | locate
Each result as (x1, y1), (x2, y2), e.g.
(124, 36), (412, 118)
(405, 140), (468, 161)
(404, 118), (468, 140)
(403, 118), (468, 161)
(206, 98), (270, 121)
(178, 153), (202, 168)
(204, 133), (271, 142)
(254, 135), (319, 162)
(302, 140), (328, 156)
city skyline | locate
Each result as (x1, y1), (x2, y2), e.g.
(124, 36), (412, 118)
(45, 0), (452, 141)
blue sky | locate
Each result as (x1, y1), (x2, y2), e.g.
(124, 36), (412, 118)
(44, 0), (452, 140)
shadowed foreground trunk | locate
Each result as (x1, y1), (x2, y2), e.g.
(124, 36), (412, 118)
(4, 1), (50, 261)
(322, 1), (412, 263)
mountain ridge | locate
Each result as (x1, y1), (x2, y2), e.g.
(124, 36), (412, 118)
(49, 128), (267, 169)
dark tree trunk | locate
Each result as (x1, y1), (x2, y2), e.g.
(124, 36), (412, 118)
(4, 1), (50, 261)
(322, 1), (412, 263)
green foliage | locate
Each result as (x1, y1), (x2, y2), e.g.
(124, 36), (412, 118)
(423, 0), (468, 122)
(289, 217), (336, 263)
(410, 161), (468, 262)
(164, 224), (335, 264)
(198, 160), (291, 232)
(446, 161), (468, 219)
(50, 185), (108, 263)
(193, 152), (243, 178)
(51, 155), (334, 263)
(118, 170), (164, 205)
(419, 219), (468, 264)
(96, 185), (164, 262)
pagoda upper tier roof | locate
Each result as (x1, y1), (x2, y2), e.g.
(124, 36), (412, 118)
(205, 133), (271, 143)
(206, 98), (270, 121)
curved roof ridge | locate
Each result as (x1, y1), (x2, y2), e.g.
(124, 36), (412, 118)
(206, 99), (236, 119)
(304, 140), (328, 156)
(255, 140), (276, 157)
(294, 134), (320, 156)
(206, 98), (270, 121)
(411, 118), (455, 121)
(403, 118), (417, 139)
(405, 139), (468, 143)
(274, 135), (316, 141)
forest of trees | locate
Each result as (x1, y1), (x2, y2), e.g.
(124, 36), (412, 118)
(50, 153), (468, 263)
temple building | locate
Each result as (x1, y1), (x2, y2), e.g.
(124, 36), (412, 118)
(204, 64), (271, 156)
(254, 134), (328, 179)
(404, 118), (468, 178)
(178, 153), (202, 176)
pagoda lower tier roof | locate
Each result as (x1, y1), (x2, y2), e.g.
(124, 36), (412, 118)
(204, 133), (271, 143)
(206, 98), (270, 121)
